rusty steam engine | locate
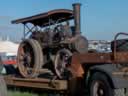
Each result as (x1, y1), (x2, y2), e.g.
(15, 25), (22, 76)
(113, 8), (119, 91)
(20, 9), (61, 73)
(12, 3), (88, 78)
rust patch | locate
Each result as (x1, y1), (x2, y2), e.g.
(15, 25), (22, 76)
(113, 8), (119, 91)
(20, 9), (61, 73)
(70, 53), (84, 78)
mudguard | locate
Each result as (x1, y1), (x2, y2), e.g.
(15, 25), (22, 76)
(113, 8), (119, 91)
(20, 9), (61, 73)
(89, 64), (128, 89)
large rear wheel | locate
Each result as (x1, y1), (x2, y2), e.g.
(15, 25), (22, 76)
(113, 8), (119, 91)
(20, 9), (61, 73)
(17, 39), (43, 78)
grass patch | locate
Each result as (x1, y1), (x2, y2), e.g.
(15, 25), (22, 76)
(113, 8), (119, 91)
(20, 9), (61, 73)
(8, 90), (48, 96)
(8, 91), (38, 96)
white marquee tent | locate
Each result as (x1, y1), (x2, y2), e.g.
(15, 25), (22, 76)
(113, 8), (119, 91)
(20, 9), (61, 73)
(0, 40), (19, 56)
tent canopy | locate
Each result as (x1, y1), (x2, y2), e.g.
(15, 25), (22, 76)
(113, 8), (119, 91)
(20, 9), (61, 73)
(0, 41), (19, 55)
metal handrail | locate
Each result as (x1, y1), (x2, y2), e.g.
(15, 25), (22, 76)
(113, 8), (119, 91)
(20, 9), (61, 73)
(114, 32), (128, 60)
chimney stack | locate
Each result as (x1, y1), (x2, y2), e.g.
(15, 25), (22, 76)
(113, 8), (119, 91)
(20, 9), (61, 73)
(72, 3), (81, 35)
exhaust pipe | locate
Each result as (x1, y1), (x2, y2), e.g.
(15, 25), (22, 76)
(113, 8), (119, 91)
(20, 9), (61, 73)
(72, 3), (81, 35)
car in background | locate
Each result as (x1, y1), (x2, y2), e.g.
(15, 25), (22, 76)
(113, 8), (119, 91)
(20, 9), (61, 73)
(0, 52), (19, 75)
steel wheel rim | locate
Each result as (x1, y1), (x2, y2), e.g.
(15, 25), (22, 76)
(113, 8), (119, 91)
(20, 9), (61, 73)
(54, 49), (72, 79)
(17, 42), (35, 77)
(92, 81), (106, 96)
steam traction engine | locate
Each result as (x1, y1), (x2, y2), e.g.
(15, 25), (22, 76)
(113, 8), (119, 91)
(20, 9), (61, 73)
(12, 3), (88, 78)
(7, 3), (128, 96)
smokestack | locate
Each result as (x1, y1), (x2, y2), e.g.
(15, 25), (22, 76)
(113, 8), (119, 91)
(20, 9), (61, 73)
(72, 3), (81, 35)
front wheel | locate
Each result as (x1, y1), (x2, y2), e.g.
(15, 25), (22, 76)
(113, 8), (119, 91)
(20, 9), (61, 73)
(54, 49), (72, 79)
(89, 72), (114, 96)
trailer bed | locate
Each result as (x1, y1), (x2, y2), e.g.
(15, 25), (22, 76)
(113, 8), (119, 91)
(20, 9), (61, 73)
(4, 75), (67, 91)
(72, 52), (128, 64)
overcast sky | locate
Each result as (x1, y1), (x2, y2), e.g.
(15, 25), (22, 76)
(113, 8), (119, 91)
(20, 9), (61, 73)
(0, 0), (128, 41)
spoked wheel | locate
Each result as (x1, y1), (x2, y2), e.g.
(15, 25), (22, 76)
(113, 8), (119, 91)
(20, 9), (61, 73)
(17, 39), (43, 78)
(54, 49), (72, 79)
(90, 72), (114, 96)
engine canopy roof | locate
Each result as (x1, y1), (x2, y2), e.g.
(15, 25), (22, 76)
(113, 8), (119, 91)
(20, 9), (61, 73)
(12, 9), (74, 27)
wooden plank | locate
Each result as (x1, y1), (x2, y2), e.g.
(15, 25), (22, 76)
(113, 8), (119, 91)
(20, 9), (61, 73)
(4, 76), (67, 91)
(115, 52), (128, 63)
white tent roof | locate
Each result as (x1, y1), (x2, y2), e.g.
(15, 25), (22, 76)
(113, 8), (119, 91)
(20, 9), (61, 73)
(0, 40), (19, 55)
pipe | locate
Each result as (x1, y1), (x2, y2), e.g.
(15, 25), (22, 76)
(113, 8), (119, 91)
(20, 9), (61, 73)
(72, 3), (81, 35)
